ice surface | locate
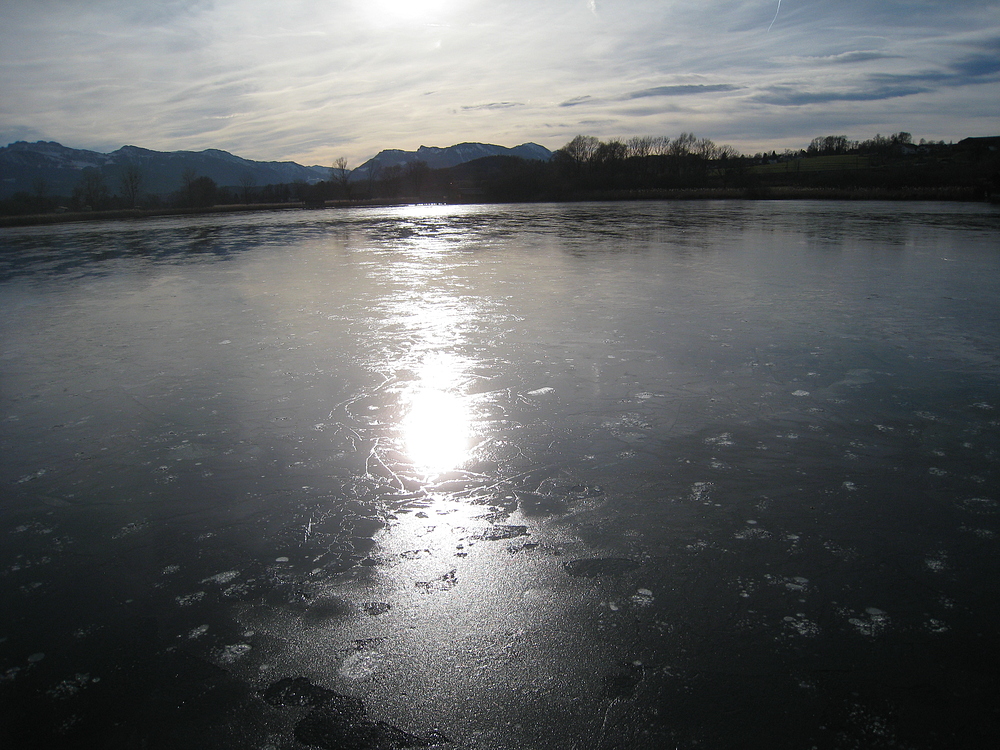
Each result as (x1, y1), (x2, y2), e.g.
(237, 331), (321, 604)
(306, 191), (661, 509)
(2, 201), (999, 748)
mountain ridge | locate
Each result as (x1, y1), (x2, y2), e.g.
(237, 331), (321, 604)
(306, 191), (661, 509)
(351, 142), (552, 180)
(0, 139), (553, 198)
(0, 140), (332, 199)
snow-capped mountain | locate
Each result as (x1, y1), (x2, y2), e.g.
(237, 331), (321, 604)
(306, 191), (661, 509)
(351, 142), (552, 179)
(0, 141), (330, 198)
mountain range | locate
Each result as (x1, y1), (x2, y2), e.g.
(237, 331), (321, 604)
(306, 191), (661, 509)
(0, 140), (553, 199)
(350, 142), (553, 180)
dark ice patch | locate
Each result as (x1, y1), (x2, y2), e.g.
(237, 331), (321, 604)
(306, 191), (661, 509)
(400, 549), (431, 559)
(514, 491), (567, 516)
(468, 525), (527, 541)
(264, 677), (447, 749)
(303, 596), (354, 620)
(474, 509), (511, 523)
(563, 558), (640, 577)
(295, 707), (441, 749)
(362, 602), (391, 616)
(351, 517), (385, 537)
(602, 662), (644, 699)
(415, 570), (457, 592)
(507, 542), (539, 555)
(262, 677), (359, 711)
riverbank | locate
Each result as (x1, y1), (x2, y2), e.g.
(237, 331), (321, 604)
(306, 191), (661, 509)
(0, 186), (991, 228)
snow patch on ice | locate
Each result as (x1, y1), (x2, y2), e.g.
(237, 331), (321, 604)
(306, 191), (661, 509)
(527, 387), (554, 396)
(218, 643), (251, 663)
(201, 570), (240, 585)
(339, 650), (380, 680)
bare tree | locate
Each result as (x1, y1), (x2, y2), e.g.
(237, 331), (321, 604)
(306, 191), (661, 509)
(189, 176), (218, 207)
(363, 162), (381, 200)
(592, 140), (628, 166)
(669, 132), (697, 157)
(626, 136), (654, 159)
(560, 134), (601, 165)
(380, 164), (403, 199)
(332, 157), (351, 200)
(650, 136), (671, 156)
(404, 160), (430, 197)
(239, 171), (257, 204)
(809, 135), (851, 155)
(181, 168), (198, 207)
(33, 177), (49, 210)
(74, 169), (110, 210)
(695, 138), (719, 161)
(118, 162), (143, 208)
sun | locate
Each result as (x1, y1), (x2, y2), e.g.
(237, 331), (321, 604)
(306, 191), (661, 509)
(364, 0), (450, 25)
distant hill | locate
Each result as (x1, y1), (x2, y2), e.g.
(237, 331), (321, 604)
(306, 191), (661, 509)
(0, 140), (554, 199)
(0, 141), (331, 199)
(350, 142), (552, 180)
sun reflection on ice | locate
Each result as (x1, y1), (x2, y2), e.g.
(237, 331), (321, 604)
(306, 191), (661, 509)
(400, 356), (473, 476)
(402, 388), (471, 475)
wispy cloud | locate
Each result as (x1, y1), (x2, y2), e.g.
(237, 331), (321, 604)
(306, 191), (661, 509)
(461, 102), (525, 111)
(949, 36), (1000, 77)
(774, 51), (898, 65)
(756, 83), (930, 106)
(0, 0), (997, 163)
(624, 84), (742, 99)
(560, 96), (594, 108)
(756, 60), (996, 106)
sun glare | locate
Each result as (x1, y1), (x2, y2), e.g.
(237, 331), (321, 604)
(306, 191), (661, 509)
(365, 0), (450, 25)
(398, 353), (472, 475)
(402, 388), (471, 475)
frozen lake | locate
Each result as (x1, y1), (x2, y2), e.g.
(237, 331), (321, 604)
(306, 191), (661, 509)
(2, 201), (999, 748)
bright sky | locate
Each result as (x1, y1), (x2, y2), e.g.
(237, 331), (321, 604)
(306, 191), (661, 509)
(1, 0), (997, 167)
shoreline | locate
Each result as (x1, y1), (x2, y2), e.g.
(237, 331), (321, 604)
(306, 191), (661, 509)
(0, 186), (992, 228)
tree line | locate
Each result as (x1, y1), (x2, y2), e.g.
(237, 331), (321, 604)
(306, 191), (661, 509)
(2, 130), (996, 217)
(340, 129), (990, 203)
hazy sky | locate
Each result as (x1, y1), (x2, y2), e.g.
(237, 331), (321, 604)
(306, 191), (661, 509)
(1, 0), (998, 166)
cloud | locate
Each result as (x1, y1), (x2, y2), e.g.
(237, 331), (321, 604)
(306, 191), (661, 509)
(623, 84), (742, 99)
(756, 84), (928, 106)
(0, 125), (51, 145)
(560, 83), (739, 112)
(1, 0), (998, 163)
(775, 50), (898, 65)
(951, 54), (1000, 77)
(461, 102), (525, 111)
(950, 37), (1000, 77)
(755, 59), (998, 106)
